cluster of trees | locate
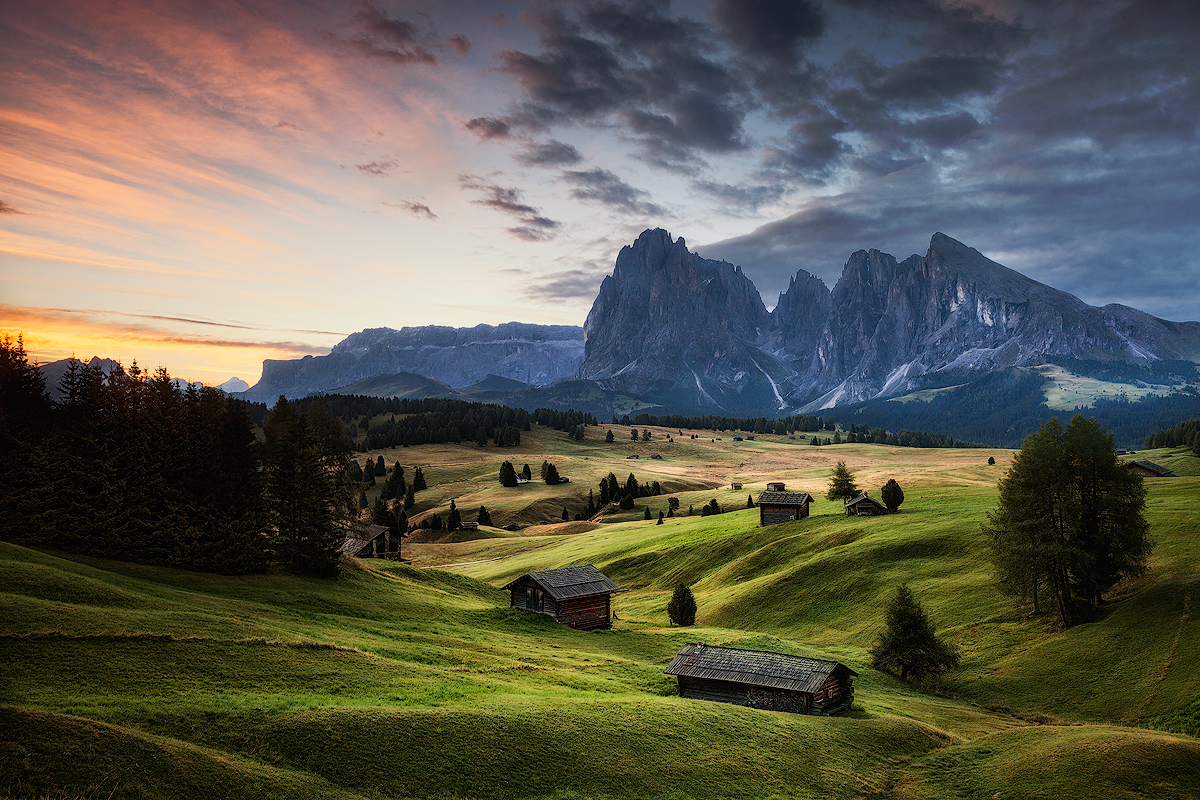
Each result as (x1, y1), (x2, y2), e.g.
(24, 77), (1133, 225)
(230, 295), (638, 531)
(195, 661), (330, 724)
(304, 395), (532, 451)
(598, 472), (662, 510)
(613, 412), (834, 434)
(530, 407), (597, 431)
(0, 338), (354, 576)
(983, 416), (1152, 627)
(1143, 416), (1200, 453)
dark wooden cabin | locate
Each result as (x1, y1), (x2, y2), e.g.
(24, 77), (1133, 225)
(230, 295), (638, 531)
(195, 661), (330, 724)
(664, 643), (856, 715)
(756, 491), (811, 526)
(766, 481), (786, 491)
(502, 565), (619, 630)
(1126, 459), (1177, 477)
(844, 493), (887, 516)
(341, 524), (401, 559)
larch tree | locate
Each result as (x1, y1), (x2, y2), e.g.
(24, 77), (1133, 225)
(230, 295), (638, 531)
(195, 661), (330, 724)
(825, 461), (860, 503)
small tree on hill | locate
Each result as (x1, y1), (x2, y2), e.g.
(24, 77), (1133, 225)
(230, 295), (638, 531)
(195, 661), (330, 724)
(544, 463), (560, 485)
(826, 461), (860, 503)
(643, 506), (651, 520)
(412, 467), (427, 492)
(477, 506), (492, 526)
(358, 489), (368, 510)
(747, 493), (755, 508)
(630, 428), (638, 440)
(881, 479), (904, 513)
(657, 511), (664, 524)
(562, 506), (570, 521)
(403, 487), (415, 510)
(606, 429), (615, 443)
(870, 584), (959, 681)
(988, 456), (996, 465)
(667, 584), (697, 626)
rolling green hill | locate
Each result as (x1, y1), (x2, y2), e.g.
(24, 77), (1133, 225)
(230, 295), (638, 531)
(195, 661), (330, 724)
(3, 435), (1199, 799)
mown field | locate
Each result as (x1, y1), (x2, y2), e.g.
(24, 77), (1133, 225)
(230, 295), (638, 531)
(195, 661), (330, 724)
(2, 425), (1198, 800)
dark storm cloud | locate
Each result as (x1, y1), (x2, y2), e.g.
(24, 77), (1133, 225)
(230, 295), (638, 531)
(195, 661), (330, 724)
(458, 174), (560, 241)
(514, 139), (582, 167)
(561, 168), (662, 215)
(382, 200), (437, 220)
(709, 0), (824, 64)
(489, 1), (747, 169)
(348, 4), (469, 66)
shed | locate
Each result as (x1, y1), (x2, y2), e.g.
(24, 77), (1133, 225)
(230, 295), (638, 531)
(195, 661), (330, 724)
(766, 481), (786, 491)
(733, 436), (744, 441)
(756, 491), (811, 526)
(460, 521), (480, 531)
(731, 482), (743, 490)
(845, 493), (887, 516)
(341, 524), (398, 558)
(650, 453), (663, 460)
(502, 565), (620, 630)
(663, 643), (856, 715)
(1127, 459), (1177, 477)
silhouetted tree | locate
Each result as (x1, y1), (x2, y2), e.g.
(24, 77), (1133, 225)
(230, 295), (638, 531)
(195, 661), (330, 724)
(881, 479), (904, 513)
(499, 460), (518, 487)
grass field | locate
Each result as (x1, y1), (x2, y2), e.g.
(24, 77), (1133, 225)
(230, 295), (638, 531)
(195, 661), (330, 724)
(2, 427), (1198, 799)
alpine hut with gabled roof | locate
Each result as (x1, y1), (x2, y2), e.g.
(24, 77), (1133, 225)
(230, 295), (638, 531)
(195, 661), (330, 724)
(1126, 459), (1177, 478)
(663, 643), (856, 715)
(341, 524), (401, 559)
(756, 490), (812, 526)
(502, 565), (620, 630)
(844, 492), (887, 516)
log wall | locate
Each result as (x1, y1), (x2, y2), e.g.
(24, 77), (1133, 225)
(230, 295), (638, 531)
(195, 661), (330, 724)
(556, 594), (611, 630)
(677, 676), (812, 714)
(759, 503), (809, 526)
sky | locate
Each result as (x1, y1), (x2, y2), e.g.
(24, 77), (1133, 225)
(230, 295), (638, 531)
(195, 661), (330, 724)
(2, 0), (1197, 387)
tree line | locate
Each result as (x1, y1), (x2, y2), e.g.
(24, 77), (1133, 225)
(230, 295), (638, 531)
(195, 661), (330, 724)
(1143, 416), (1200, 453)
(0, 338), (355, 576)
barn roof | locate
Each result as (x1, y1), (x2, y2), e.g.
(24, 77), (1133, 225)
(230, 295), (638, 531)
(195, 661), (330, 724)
(502, 565), (620, 600)
(340, 524), (389, 555)
(845, 493), (886, 508)
(756, 491), (811, 506)
(1128, 459), (1177, 477)
(664, 643), (856, 694)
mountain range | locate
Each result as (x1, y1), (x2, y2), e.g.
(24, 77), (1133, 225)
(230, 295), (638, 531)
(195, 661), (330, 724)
(239, 230), (1200, 421)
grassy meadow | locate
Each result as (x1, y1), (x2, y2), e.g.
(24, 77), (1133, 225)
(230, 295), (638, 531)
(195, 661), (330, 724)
(2, 424), (1199, 799)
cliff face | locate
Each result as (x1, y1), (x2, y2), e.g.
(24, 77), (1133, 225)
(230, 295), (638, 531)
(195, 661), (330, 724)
(576, 228), (790, 414)
(247, 230), (1200, 413)
(245, 322), (584, 402)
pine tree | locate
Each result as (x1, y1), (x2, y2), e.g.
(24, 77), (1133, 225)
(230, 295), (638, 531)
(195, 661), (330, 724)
(544, 463), (560, 485)
(447, 499), (461, 531)
(657, 511), (664, 524)
(375, 455), (386, 475)
(643, 506), (651, 520)
(413, 467), (427, 491)
(988, 456), (996, 465)
(881, 479), (904, 513)
(522, 464), (532, 481)
(477, 505), (492, 526)
(359, 489), (368, 509)
(747, 493), (755, 508)
(562, 506), (570, 521)
(499, 460), (518, 487)
(870, 584), (959, 681)
(826, 461), (860, 502)
(606, 430), (615, 443)
(667, 584), (697, 626)
(404, 487), (415, 510)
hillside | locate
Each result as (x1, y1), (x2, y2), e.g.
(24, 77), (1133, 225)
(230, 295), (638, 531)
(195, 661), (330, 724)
(3, 432), (1199, 799)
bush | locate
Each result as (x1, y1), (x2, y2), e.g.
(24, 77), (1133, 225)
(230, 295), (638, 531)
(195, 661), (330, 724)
(881, 479), (904, 513)
(667, 584), (697, 626)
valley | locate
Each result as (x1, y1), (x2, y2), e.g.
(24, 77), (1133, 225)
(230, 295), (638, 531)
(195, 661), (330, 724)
(3, 423), (1198, 799)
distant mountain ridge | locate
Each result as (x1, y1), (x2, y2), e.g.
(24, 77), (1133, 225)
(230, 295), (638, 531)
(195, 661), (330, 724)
(245, 322), (585, 402)
(244, 230), (1200, 421)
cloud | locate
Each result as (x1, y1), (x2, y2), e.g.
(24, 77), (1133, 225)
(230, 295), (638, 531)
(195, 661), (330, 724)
(515, 139), (583, 167)
(561, 168), (662, 215)
(521, 266), (609, 302)
(382, 200), (437, 220)
(348, 4), (469, 66)
(464, 116), (512, 140)
(459, 174), (560, 241)
(356, 159), (398, 176)
(709, 0), (824, 66)
(0, 200), (27, 214)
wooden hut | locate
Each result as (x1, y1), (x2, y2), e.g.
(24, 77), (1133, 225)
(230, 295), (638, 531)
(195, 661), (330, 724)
(756, 491), (811, 526)
(731, 482), (743, 490)
(341, 524), (396, 558)
(844, 493), (887, 516)
(502, 565), (619, 630)
(766, 481), (786, 491)
(663, 643), (856, 715)
(1126, 459), (1177, 477)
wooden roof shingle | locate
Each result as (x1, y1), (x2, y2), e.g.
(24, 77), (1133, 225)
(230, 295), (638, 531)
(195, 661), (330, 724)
(756, 491), (811, 506)
(663, 643), (855, 694)
(502, 565), (620, 601)
(1128, 459), (1178, 477)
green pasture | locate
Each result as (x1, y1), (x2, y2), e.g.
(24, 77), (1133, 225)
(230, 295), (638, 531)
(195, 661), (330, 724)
(2, 436), (1198, 799)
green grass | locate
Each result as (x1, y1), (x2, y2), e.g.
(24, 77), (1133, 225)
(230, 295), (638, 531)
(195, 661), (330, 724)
(3, 431), (1199, 799)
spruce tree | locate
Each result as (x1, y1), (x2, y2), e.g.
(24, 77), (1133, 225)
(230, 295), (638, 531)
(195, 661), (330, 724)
(747, 493), (755, 508)
(870, 584), (959, 681)
(375, 455), (386, 475)
(358, 489), (368, 509)
(413, 467), (427, 491)
(477, 505), (492, 526)
(562, 506), (570, 521)
(606, 430), (614, 443)
(667, 584), (697, 626)
(522, 464), (532, 481)
(643, 506), (651, 520)
(447, 499), (461, 531)
(826, 461), (860, 502)
(499, 460), (518, 487)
